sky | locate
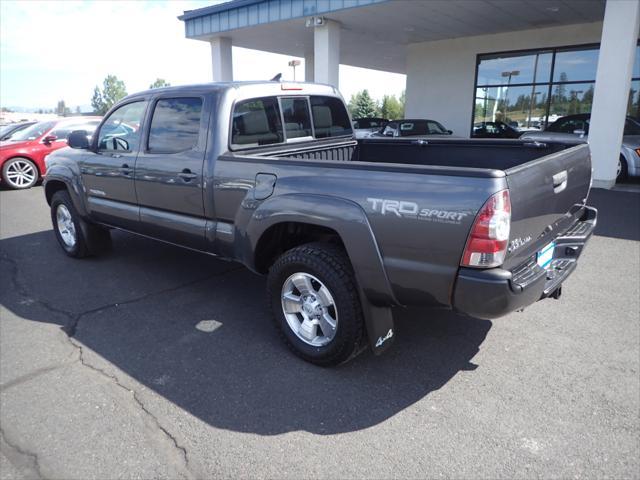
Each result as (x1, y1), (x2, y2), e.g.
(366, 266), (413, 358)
(0, 0), (406, 112)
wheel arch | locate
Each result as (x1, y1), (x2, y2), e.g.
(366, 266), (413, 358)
(44, 179), (69, 205)
(244, 193), (399, 355)
(253, 222), (345, 275)
(242, 193), (398, 307)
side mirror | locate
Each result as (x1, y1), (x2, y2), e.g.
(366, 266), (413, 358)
(68, 130), (90, 149)
(447, 130), (453, 135)
(384, 131), (394, 137)
(573, 129), (586, 137)
(42, 135), (57, 144)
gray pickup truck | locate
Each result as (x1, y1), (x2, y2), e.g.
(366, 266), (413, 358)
(43, 81), (597, 365)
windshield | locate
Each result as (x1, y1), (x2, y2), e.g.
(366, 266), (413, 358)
(10, 121), (55, 141)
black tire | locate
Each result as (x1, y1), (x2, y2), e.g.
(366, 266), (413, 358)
(267, 242), (364, 366)
(50, 190), (111, 258)
(2, 157), (39, 189)
(617, 156), (629, 183)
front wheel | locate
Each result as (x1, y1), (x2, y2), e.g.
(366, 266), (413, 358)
(2, 157), (38, 189)
(50, 190), (111, 258)
(267, 242), (365, 366)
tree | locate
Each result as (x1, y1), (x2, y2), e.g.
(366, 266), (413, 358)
(149, 78), (170, 89)
(379, 94), (403, 120)
(91, 75), (127, 115)
(348, 90), (380, 118)
(75, 106), (81, 114)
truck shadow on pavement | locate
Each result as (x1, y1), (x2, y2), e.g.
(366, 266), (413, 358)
(1, 229), (491, 435)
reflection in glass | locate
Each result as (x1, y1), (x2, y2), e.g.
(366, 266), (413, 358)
(477, 52), (552, 85)
(549, 82), (595, 121)
(149, 98), (203, 153)
(553, 49), (599, 82)
(628, 80), (640, 119)
(474, 85), (548, 129)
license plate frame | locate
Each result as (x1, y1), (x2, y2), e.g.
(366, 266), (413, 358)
(537, 241), (555, 269)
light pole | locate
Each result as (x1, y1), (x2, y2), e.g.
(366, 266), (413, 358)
(501, 70), (519, 122)
(288, 59), (301, 81)
(528, 91), (541, 128)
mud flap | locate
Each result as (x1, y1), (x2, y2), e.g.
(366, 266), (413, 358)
(358, 287), (395, 355)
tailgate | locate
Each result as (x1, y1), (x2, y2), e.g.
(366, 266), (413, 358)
(502, 143), (591, 270)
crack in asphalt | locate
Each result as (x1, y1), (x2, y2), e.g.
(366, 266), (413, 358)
(1, 252), (242, 479)
(0, 426), (46, 479)
(71, 339), (196, 480)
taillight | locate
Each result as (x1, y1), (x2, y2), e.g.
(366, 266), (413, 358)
(461, 189), (511, 268)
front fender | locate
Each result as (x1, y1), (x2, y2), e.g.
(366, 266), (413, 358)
(237, 193), (399, 355)
(43, 164), (88, 217)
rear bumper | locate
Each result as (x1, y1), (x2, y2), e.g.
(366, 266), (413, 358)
(452, 205), (597, 319)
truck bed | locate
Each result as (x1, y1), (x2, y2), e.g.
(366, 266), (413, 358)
(267, 137), (580, 172)
(258, 136), (592, 277)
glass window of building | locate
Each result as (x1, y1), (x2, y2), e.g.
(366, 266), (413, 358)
(473, 44), (640, 137)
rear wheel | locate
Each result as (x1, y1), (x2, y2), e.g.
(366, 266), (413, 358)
(267, 243), (365, 366)
(50, 190), (111, 258)
(617, 156), (628, 183)
(2, 157), (38, 189)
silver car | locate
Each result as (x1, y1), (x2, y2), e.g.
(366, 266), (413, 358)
(520, 113), (640, 182)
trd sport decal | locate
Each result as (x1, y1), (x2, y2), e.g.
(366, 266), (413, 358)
(367, 198), (469, 224)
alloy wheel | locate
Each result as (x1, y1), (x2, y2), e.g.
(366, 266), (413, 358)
(281, 272), (338, 347)
(56, 204), (77, 248)
(5, 160), (36, 188)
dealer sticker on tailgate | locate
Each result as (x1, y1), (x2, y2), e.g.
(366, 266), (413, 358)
(537, 241), (555, 269)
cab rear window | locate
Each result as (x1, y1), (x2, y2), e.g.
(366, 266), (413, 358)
(232, 98), (284, 147)
(230, 95), (352, 149)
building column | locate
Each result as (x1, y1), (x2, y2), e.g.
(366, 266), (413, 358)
(210, 37), (233, 82)
(589, 0), (640, 189)
(313, 19), (340, 87)
(304, 52), (314, 82)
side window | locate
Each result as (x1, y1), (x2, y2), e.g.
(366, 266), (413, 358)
(552, 118), (585, 134)
(98, 101), (147, 152)
(310, 96), (352, 138)
(148, 97), (203, 153)
(281, 97), (312, 140)
(231, 97), (283, 148)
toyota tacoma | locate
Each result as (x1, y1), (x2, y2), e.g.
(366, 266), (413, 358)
(43, 81), (597, 365)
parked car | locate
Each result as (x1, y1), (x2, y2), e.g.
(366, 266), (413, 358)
(371, 118), (454, 138)
(0, 121), (36, 141)
(44, 82), (596, 366)
(0, 116), (101, 189)
(352, 117), (389, 139)
(473, 121), (522, 139)
(520, 113), (640, 181)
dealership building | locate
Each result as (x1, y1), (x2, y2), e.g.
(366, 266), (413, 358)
(179, 0), (640, 188)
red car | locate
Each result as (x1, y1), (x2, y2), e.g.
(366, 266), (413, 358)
(0, 116), (101, 189)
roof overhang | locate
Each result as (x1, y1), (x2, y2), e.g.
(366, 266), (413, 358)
(179, 0), (606, 74)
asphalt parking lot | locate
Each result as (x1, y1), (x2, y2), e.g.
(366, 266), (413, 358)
(1, 185), (638, 479)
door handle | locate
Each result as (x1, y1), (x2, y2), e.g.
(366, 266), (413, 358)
(119, 163), (132, 176)
(553, 170), (568, 193)
(178, 169), (197, 181)
(111, 153), (122, 159)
